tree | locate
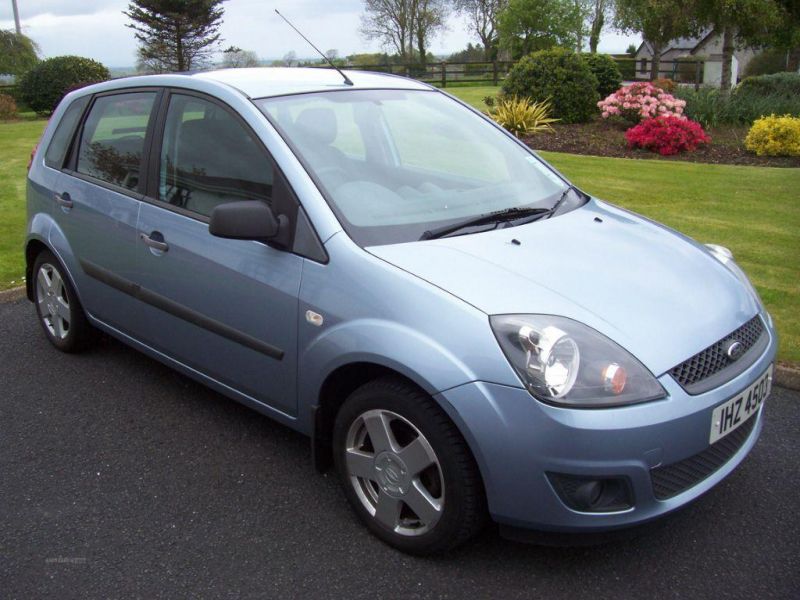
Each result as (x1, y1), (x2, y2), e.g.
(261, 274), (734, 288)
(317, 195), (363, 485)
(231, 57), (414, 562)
(613, 0), (695, 80)
(411, 0), (449, 67)
(573, 0), (594, 52)
(124, 0), (225, 73)
(361, 0), (415, 61)
(221, 46), (259, 68)
(448, 42), (487, 61)
(771, 0), (800, 71)
(695, 0), (782, 90)
(497, 0), (585, 58)
(360, 0), (446, 65)
(626, 42), (637, 55)
(453, 0), (508, 60)
(588, 0), (614, 53)
(0, 30), (39, 77)
(282, 51), (298, 67)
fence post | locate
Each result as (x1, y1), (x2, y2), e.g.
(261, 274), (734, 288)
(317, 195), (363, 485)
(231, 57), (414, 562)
(440, 61), (446, 88)
(492, 61), (499, 86)
(695, 61), (702, 90)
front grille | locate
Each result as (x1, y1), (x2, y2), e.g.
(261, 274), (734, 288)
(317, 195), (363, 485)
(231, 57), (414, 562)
(669, 316), (764, 392)
(651, 414), (757, 500)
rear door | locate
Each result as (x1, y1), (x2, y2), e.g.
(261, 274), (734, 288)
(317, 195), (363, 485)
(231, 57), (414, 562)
(53, 89), (160, 333)
(133, 91), (302, 416)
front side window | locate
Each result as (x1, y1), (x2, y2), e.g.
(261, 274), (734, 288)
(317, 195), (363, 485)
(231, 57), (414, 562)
(158, 94), (274, 218)
(77, 92), (156, 191)
(257, 89), (573, 246)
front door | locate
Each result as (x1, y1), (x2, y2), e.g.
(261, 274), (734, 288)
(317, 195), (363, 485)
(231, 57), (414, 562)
(134, 92), (302, 416)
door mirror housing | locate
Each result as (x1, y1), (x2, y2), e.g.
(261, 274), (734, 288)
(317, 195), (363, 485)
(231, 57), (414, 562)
(209, 201), (287, 244)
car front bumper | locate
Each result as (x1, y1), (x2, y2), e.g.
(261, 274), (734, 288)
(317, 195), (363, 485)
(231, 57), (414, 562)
(436, 314), (778, 533)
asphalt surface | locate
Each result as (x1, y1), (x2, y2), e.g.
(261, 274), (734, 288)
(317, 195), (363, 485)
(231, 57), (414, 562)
(1, 297), (798, 599)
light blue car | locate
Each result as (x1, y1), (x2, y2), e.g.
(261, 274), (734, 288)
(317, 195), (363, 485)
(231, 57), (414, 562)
(25, 68), (777, 554)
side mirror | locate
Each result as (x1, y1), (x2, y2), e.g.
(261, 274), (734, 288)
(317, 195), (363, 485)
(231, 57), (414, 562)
(209, 201), (286, 243)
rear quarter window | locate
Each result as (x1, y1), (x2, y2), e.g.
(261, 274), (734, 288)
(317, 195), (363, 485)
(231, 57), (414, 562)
(44, 95), (90, 169)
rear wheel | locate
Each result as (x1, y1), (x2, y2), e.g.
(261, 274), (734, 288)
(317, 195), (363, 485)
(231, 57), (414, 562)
(333, 377), (485, 554)
(33, 251), (93, 352)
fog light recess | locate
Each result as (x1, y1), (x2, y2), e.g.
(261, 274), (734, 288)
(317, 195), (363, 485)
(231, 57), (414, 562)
(547, 473), (633, 513)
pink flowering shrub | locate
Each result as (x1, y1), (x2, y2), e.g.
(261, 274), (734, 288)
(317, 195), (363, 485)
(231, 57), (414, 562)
(598, 82), (687, 123)
(625, 116), (711, 156)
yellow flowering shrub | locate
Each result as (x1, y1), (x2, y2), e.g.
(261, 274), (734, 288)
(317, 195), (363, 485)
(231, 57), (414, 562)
(490, 96), (559, 138)
(744, 114), (800, 157)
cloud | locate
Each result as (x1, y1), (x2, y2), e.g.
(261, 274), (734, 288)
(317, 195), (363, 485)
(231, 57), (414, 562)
(0, 0), (118, 20)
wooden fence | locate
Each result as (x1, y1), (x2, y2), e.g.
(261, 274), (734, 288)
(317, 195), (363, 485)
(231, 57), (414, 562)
(328, 61), (515, 87)
(328, 57), (705, 89)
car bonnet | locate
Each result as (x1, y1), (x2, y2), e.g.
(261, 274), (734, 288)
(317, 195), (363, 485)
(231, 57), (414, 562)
(366, 199), (761, 377)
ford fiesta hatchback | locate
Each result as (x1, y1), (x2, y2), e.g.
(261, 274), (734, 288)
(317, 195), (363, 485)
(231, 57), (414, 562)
(25, 68), (777, 554)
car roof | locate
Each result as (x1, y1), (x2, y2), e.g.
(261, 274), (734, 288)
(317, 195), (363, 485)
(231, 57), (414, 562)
(191, 67), (432, 98)
(63, 68), (434, 107)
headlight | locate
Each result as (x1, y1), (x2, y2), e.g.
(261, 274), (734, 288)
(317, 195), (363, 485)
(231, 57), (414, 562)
(705, 244), (764, 310)
(490, 315), (666, 408)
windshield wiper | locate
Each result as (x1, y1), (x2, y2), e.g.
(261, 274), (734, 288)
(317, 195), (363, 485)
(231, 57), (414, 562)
(419, 206), (551, 241)
(546, 184), (577, 220)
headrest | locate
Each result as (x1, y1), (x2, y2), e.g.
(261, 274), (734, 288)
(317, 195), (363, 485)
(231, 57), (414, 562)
(294, 107), (338, 146)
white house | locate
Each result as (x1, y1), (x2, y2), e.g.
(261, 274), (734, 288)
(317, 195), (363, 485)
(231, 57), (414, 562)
(634, 30), (757, 87)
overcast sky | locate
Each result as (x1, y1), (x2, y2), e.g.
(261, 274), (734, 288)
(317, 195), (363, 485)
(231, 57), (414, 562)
(0, 0), (639, 68)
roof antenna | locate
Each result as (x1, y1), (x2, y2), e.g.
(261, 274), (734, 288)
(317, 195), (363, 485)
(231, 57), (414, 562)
(274, 9), (354, 86)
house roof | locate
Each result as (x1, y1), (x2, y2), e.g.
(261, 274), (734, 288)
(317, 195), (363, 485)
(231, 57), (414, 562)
(636, 30), (713, 57)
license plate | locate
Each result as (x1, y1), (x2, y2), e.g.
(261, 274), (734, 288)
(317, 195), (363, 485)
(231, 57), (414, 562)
(709, 365), (773, 444)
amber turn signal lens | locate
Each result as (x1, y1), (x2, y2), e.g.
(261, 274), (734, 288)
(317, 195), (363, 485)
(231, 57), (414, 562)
(602, 363), (627, 395)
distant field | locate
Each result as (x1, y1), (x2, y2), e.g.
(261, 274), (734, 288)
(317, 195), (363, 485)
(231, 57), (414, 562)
(1, 114), (797, 362)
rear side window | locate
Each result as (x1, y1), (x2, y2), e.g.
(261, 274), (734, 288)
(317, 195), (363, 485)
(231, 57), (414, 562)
(158, 94), (273, 217)
(44, 95), (90, 169)
(77, 92), (157, 191)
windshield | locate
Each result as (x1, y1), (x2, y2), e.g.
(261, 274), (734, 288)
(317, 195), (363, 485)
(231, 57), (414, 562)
(256, 89), (578, 246)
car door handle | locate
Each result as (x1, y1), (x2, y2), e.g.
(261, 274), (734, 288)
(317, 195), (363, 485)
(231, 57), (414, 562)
(140, 233), (169, 253)
(54, 192), (73, 209)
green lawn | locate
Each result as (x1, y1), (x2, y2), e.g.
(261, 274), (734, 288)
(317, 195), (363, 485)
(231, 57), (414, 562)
(0, 119), (44, 288)
(1, 118), (797, 362)
(445, 85), (500, 111)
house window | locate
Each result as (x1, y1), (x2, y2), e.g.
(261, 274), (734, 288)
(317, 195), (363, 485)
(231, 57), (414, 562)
(640, 58), (647, 73)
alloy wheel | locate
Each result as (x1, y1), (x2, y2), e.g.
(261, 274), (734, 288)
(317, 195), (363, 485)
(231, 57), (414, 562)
(345, 409), (445, 536)
(36, 263), (71, 340)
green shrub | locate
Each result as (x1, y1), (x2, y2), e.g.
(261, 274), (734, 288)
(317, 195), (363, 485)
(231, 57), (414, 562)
(19, 55), (109, 115)
(0, 93), (17, 119)
(616, 57), (636, 80)
(737, 72), (800, 98)
(745, 114), (800, 156)
(674, 83), (800, 127)
(744, 49), (790, 77)
(502, 49), (599, 124)
(581, 53), (622, 98)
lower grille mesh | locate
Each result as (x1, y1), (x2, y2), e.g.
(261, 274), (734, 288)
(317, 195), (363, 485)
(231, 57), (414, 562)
(651, 415), (757, 500)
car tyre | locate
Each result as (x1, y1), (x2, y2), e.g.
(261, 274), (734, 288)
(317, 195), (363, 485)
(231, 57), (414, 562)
(32, 250), (94, 353)
(333, 377), (486, 554)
